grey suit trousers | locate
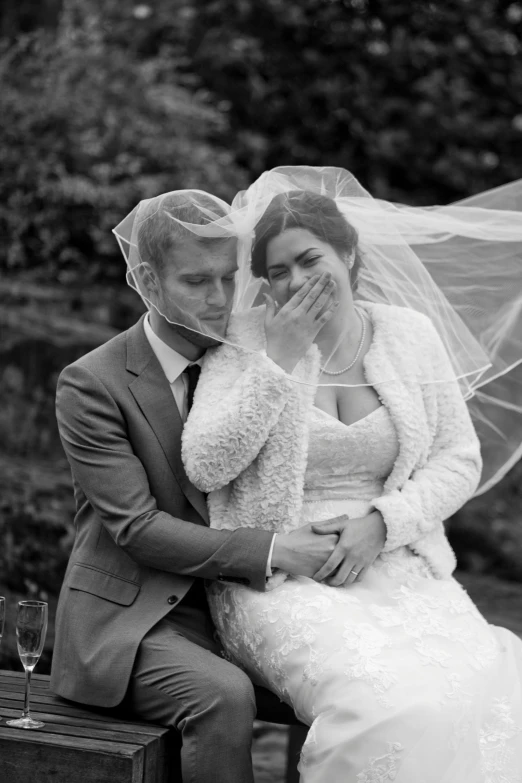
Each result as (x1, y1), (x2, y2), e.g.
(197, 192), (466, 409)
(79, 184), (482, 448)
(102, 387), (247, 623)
(122, 581), (256, 783)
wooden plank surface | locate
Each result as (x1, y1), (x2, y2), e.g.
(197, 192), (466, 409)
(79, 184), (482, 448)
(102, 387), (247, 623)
(0, 706), (163, 745)
(0, 701), (162, 737)
(0, 670), (172, 783)
(0, 688), (164, 734)
(0, 673), (166, 732)
(0, 694), (143, 725)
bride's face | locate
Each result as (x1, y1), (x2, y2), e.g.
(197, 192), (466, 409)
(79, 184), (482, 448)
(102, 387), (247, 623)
(265, 228), (351, 307)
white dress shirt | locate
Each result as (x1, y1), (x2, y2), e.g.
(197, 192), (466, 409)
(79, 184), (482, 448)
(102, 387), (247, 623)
(143, 315), (276, 575)
(143, 314), (200, 422)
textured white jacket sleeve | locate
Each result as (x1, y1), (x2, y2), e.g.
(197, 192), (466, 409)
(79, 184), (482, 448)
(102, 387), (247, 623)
(373, 321), (482, 552)
(182, 343), (297, 492)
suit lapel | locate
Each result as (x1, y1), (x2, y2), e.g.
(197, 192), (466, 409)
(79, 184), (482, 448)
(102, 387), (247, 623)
(126, 317), (209, 523)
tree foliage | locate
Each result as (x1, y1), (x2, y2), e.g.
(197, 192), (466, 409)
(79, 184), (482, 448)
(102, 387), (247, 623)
(0, 2), (245, 282)
(1, 0), (521, 280)
(188, 0), (522, 203)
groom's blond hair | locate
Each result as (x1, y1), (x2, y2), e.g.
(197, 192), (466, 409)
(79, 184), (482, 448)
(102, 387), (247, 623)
(137, 192), (230, 276)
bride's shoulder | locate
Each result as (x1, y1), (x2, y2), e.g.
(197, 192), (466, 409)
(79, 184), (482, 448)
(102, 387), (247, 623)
(360, 301), (444, 363)
(225, 306), (266, 348)
(360, 301), (437, 340)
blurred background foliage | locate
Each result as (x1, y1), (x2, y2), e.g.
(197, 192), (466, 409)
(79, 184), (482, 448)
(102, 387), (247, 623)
(2, 0), (522, 281)
(0, 0), (521, 671)
(0, 0), (245, 283)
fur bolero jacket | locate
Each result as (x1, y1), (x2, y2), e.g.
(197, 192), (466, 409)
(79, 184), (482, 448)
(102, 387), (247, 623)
(182, 301), (482, 580)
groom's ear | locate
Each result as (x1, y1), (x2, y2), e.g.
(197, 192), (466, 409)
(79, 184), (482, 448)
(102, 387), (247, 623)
(137, 261), (161, 296)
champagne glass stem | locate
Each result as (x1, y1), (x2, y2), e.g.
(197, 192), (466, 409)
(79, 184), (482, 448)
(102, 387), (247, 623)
(22, 667), (33, 720)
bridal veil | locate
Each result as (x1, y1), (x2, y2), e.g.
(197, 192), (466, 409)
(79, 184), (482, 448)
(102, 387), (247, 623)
(112, 167), (522, 495)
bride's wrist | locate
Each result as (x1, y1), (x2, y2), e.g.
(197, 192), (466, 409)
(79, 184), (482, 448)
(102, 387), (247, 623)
(265, 347), (298, 374)
(370, 509), (386, 547)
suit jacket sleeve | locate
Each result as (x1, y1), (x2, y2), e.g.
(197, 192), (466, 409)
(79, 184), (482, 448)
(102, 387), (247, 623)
(373, 321), (482, 552)
(182, 342), (297, 492)
(56, 363), (273, 591)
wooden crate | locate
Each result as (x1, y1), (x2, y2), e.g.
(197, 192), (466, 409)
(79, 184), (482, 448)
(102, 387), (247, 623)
(0, 670), (171, 783)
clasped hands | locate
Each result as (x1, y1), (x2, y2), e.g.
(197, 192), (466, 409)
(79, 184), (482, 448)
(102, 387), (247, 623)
(272, 511), (387, 587)
(312, 511), (387, 586)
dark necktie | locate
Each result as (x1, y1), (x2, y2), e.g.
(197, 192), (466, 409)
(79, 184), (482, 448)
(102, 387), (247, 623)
(185, 364), (201, 413)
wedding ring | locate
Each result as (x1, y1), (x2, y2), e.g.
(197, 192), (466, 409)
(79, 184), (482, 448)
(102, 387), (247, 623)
(350, 569), (360, 577)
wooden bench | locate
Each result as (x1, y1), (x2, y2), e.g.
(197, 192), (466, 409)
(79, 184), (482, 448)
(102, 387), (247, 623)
(0, 670), (306, 783)
(0, 670), (170, 782)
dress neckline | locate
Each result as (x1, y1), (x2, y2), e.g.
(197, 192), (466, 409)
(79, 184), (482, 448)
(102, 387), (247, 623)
(312, 404), (385, 430)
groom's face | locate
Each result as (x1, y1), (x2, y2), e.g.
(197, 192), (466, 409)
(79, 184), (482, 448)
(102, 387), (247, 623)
(155, 237), (238, 344)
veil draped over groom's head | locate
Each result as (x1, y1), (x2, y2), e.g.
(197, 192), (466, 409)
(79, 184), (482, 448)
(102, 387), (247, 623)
(113, 189), (241, 346)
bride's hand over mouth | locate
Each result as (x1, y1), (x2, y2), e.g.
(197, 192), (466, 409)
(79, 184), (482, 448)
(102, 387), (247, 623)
(264, 273), (338, 373)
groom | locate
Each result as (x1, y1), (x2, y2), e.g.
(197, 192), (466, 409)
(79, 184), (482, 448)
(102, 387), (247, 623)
(51, 190), (338, 783)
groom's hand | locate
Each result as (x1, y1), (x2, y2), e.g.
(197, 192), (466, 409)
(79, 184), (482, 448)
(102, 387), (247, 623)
(271, 523), (339, 578)
(311, 511), (387, 586)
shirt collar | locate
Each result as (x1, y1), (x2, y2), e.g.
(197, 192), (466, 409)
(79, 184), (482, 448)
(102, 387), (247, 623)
(143, 314), (200, 384)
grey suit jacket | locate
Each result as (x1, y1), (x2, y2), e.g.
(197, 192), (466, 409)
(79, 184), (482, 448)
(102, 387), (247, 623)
(50, 316), (273, 707)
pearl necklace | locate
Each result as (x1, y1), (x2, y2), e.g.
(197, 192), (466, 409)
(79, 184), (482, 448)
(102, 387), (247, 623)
(320, 309), (366, 376)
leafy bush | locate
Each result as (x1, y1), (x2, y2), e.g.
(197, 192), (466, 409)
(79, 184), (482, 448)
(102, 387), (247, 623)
(0, 7), (246, 282)
(188, 0), (522, 202)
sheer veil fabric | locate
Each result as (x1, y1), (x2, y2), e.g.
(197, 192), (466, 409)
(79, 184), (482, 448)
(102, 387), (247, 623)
(412, 181), (522, 493)
(112, 167), (522, 495)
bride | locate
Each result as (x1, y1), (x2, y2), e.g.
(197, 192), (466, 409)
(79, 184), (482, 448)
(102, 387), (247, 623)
(185, 167), (522, 781)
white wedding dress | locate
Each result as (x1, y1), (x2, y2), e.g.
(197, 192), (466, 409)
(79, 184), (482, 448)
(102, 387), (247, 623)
(208, 403), (522, 782)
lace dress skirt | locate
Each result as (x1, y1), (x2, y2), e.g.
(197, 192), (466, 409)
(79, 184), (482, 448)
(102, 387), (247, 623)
(208, 406), (522, 782)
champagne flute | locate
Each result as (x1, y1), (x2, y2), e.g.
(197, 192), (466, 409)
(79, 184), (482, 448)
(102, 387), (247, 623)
(0, 597), (4, 722)
(7, 600), (48, 729)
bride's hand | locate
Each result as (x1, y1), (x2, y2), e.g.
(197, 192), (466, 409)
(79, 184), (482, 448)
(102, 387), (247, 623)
(265, 273), (338, 373)
(311, 511), (387, 586)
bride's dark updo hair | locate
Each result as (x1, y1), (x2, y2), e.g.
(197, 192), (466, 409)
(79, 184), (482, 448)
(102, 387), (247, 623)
(251, 190), (362, 290)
